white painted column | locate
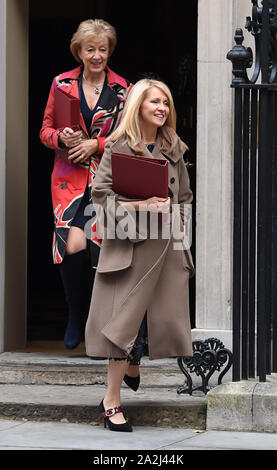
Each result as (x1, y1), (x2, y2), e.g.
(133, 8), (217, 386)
(0, 0), (7, 352)
(193, 0), (253, 349)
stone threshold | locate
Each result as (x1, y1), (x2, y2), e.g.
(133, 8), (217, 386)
(207, 375), (277, 433)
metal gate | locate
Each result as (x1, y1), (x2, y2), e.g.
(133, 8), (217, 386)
(227, 0), (277, 382)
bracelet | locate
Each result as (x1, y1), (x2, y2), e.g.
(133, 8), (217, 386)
(58, 134), (65, 148)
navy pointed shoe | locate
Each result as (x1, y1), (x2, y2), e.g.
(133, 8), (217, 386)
(63, 316), (82, 349)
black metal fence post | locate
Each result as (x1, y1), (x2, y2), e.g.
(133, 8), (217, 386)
(227, 0), (277, 382)
(249, 87), (257, 379)
(257, 87), (269, 382)
(273, 93), (277, 371)
(242, 87), (250, 380)
(232, 87), (243, 382)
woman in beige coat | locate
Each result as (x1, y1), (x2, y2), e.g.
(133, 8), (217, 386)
(85, 78), (194, 432)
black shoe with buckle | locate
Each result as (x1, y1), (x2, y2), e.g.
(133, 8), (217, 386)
(98, 400), (133, 432)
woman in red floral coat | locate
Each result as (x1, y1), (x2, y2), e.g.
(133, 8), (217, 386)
(40, 19), (132, 349)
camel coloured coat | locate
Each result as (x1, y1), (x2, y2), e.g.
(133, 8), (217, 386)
(85, 135), (194, 360)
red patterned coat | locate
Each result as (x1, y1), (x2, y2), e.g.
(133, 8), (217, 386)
(40, 65), (132, 264)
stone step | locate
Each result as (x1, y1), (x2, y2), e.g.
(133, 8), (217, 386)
(0, 352), (186, 386)
(0, 383), (207, 429)
(0, 351), (207, 428)
(0, 366), (183, 387)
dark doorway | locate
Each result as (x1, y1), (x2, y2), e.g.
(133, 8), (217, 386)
(28, 0), (198, 340)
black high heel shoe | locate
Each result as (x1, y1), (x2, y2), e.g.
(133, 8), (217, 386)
(98, 400), (133, 432)
(123, 374), (140, 391)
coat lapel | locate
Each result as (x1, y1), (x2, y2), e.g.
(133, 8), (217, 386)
(57, 65), (130, 135)
(139, 137), (182, 163)
(60, 76), (88, 135)
(140, 141), (164, 160)
(111, 135), (184, 166)
(112, 137), (174, 162)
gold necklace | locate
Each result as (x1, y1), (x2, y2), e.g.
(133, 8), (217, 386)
(83, 74), (105, 95)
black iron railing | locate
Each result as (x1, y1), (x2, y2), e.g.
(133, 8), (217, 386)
(227, 0), (277, 382)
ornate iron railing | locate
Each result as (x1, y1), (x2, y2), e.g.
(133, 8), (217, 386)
(227, 0), (277, 382)
(177, 338), (233, 395)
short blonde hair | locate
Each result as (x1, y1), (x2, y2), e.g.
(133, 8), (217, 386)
(70, 19), (117, 63)
(109, 79), (187, 156)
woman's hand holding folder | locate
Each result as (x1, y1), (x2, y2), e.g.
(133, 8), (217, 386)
(58, 127), (82, 149)
(118, 196), (170, 213)
(68, 136), (99, 164)
(58, 127), (99, 163)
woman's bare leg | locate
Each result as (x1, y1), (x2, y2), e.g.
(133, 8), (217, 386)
(103, 360), (129, 424)
(66, 226), (87, 254)
(125, 364), (140, 377)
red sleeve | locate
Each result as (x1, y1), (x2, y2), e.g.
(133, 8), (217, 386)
(96, 136), (108, 156)
(39, 78), (61, 150)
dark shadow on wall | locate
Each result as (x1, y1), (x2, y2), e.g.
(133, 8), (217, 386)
(28, 0), (198, 340)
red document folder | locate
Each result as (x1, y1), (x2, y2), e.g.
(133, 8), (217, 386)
(111, 152), (168, 199)
(54, 87), (80, 130)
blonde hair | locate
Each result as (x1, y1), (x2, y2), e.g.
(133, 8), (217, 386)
(109, 79), (187, 156)
(70, 19), (117, 63)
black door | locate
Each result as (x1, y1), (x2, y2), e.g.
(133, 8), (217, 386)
(28, 0), (198, 340)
